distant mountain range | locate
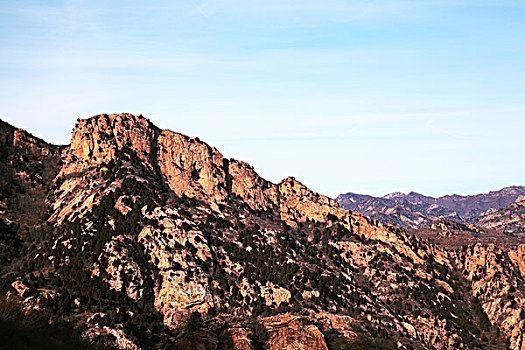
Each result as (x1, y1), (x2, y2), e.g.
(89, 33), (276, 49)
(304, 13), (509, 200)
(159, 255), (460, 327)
(336, 187), (525, 231)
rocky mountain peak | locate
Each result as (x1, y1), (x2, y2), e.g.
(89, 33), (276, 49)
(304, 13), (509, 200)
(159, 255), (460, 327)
(383, 191), (405, 199)
(64, 113), (230, 202)
(59, 113), (350, 228)
(66, 113), (159, 171)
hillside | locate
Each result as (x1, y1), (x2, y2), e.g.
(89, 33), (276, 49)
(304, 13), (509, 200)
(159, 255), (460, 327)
(413, 217), (521, 249)
(470, 199), (525, 234)
(1, 113), (524, 349)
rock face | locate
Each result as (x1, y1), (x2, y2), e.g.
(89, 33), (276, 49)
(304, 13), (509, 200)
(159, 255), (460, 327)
(509, 244), (525, 279)
(337, 187), (525, 229)
(222, 326), (253, 350)
(0, 119), (64, 158)
(64, 114), (272, 209)
(1, 113), (525, 350)
(60, 114), (375, 230)
(278, 176), (344, 225)
(157, 130), (227, 203)
(65, 114), (158, 173)
(261, 314), (328, 350)
(458, 243), (525, 350)
(226, 159), (279, 211)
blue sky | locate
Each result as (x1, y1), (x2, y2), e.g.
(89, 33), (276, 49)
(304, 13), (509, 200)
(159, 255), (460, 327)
(1, 1), (524, 197)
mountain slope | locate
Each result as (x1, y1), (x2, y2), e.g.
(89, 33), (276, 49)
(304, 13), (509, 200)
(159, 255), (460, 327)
(413, 217), (520, 249)
(0, 119), (64, 281)
(1, 113), (524, 350)
(470, 199), (525, 234)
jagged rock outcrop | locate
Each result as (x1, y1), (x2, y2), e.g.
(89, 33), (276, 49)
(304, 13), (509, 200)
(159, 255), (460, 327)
(261, 314), (328, 350)
(63, 114), (272, 209)
(226, 159), (279, 211)
(458, 243), (525, 350)
(509, 244), (525, 280)
(0, 119), (64, 158)
(65, 114), (157, 173)
(157, 129), (227, 203)
(278, 176), (344, 225)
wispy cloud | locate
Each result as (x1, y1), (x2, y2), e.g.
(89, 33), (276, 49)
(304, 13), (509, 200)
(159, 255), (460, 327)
(1, 0), (524, 197)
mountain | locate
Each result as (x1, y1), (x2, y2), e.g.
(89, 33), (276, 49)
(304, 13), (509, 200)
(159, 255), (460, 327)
(470, 198), (525, 234)
(0, 113), (524, 350)
(336, 187), (525, 230)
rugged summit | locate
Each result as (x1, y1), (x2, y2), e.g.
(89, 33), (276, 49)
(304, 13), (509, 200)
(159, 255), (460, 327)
(1, 113), (525, 350)
(336, 187), (525, 230)
(61, 114), (347, 225)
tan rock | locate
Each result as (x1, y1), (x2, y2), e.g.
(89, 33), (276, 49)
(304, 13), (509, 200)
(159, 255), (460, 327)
(222, 327), (254, 350)
(175, 328), (219, 350)
(227, 159), (279, 211)
(261, 314), (328, 350)
(509, 244), (525, 279)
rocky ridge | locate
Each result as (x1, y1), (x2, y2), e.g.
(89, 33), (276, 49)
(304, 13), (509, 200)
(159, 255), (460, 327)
(61, 114), (351, 227)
